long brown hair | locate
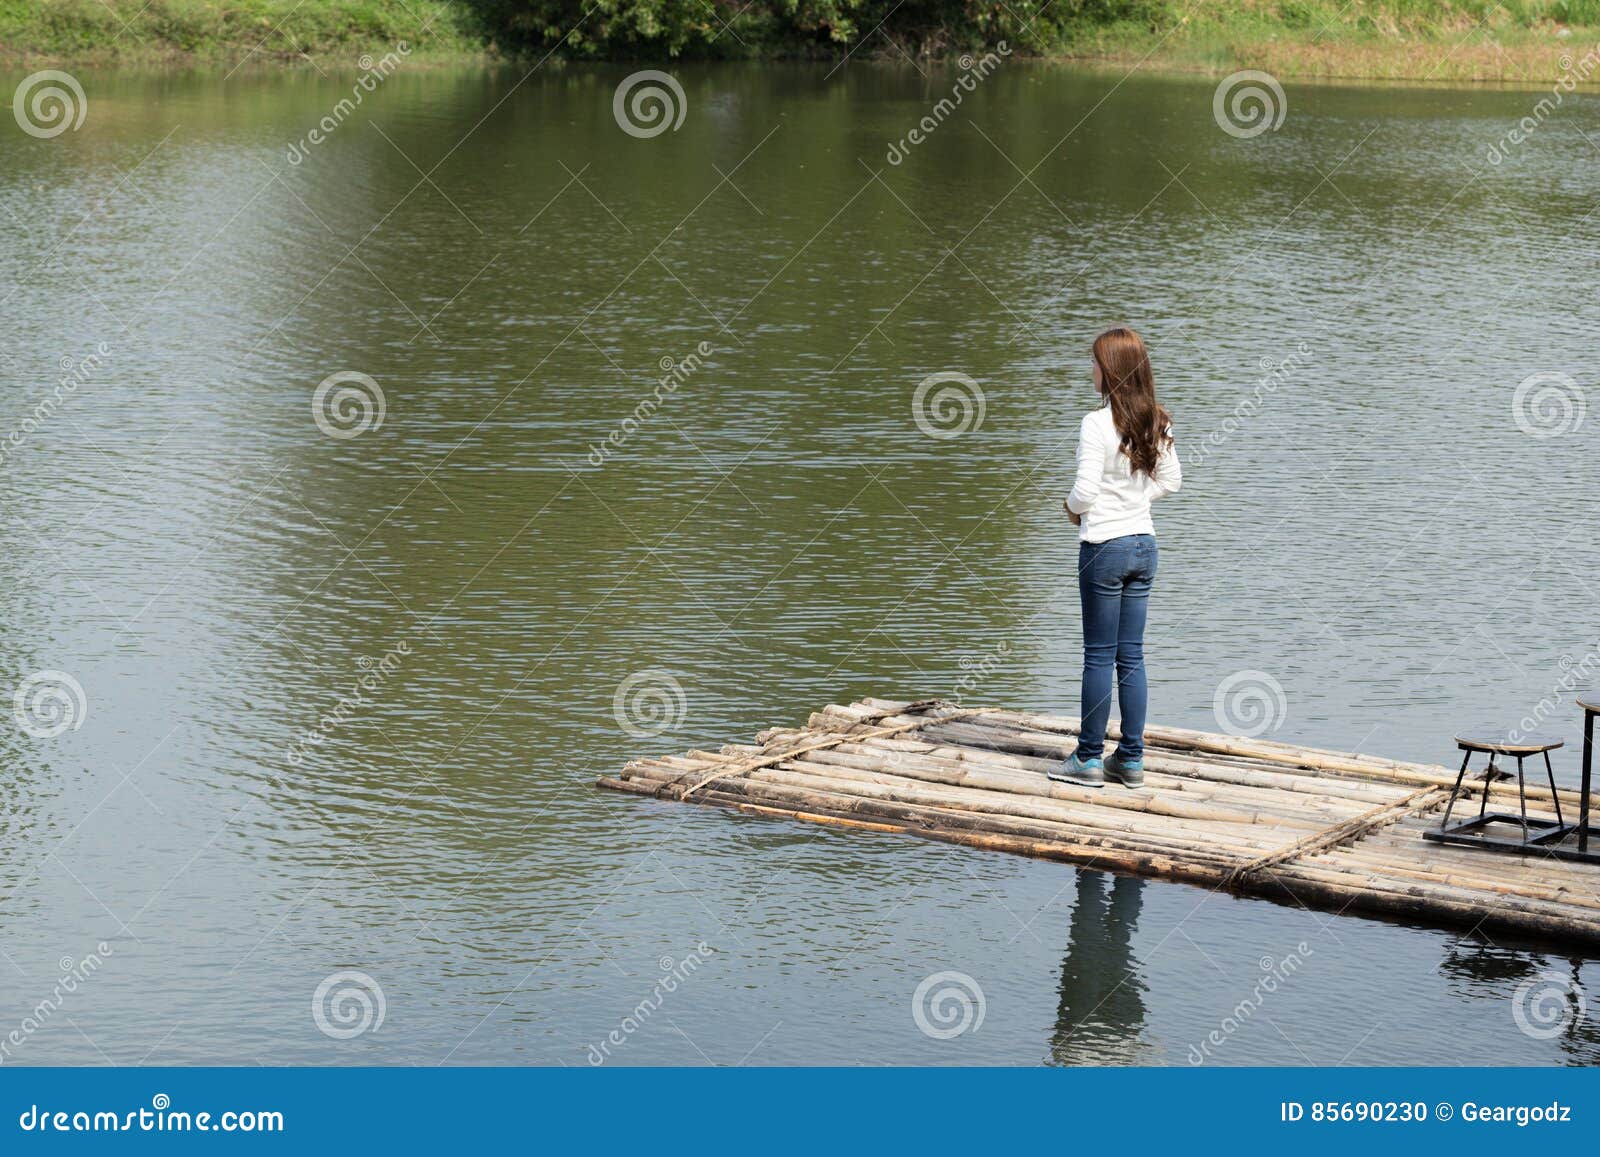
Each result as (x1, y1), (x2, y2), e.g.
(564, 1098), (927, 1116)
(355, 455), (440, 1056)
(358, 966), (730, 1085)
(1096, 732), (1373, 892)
(1092, 326), (1172, 478)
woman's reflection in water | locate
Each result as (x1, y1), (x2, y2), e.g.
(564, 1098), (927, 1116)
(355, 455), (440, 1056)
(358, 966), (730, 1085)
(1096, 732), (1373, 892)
(1048, 868), (1152, 1064)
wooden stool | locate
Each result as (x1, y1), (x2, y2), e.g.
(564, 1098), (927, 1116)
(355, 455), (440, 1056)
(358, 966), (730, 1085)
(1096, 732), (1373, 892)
(1425, 729), (1565, 853)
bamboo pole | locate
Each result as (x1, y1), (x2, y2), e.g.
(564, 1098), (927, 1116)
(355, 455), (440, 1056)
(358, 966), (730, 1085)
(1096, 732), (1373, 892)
(859, 699), (1586, 810)
(601, 698), (1600, 949)
(612, 767), (1600, 947)
(1249, 867), (1600, 947)
(1224, 787), (1450, 884)
(724, 734), (1367, 828)
(758, 759), (1286, 851)
(763, 742), (1318, 828)
(813, 741), (1377, 828)
(924, 723), (1408, 805)
(617, 761), (1263, 865)
(651, 705), (976, 799)
(818, 707), (1415, 805)
(1320, 849), (1600, 909)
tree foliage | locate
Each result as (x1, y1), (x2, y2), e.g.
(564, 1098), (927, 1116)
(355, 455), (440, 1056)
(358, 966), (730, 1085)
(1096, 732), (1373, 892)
(461, 0), (1170, 57)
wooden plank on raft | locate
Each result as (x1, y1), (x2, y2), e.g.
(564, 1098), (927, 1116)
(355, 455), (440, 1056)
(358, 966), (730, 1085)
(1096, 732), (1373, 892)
(600, 698), (1600, 949)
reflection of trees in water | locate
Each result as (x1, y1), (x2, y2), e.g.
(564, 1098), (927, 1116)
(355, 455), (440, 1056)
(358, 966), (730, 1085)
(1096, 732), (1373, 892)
(1441, 938), (1600, 1065)
(1047, 869), (1151, 1065)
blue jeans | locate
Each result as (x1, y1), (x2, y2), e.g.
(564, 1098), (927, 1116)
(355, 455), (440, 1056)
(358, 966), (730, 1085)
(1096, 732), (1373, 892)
(1075, 534), (1158, 763)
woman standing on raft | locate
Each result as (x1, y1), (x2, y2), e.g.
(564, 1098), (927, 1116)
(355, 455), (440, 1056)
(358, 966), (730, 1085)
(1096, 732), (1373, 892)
(1051, 327), (1182, 790)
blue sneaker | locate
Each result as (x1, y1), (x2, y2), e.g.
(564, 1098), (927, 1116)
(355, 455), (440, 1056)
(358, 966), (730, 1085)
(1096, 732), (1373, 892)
(1106, 751), (1145, 788)
(1049, 753), (1104, 788)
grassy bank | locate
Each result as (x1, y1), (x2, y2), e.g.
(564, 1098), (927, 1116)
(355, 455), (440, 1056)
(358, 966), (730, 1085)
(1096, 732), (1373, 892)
(1065, 3), (1600, 83)
(1, 0), (1596, 82)
(0, 0), (486, 66)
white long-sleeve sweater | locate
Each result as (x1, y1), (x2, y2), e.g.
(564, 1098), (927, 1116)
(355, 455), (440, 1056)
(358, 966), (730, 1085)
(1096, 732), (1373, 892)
(1066, 405), (1182, 543)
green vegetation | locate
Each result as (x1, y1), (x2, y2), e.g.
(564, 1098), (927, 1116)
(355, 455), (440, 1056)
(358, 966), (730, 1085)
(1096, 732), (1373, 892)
(0, 0), (482, 63)
(1, 0), (1597, 80)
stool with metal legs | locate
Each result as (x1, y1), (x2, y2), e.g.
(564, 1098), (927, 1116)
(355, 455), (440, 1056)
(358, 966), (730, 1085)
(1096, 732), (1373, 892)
(1424, 729), (1565, 853)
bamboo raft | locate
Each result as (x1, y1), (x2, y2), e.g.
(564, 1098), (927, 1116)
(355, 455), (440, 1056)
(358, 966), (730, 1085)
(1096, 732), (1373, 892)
(598, 698), (1600, 949)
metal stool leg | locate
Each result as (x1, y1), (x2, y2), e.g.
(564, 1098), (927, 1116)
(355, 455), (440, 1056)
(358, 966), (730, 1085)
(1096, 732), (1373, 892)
(1582, 711), (1595, 855)
(1439, 750), (1473, 830)
(1517, 754), (1529, 843)
(1479, 755), (1497, 820)
(1544, 750), (1564, 828)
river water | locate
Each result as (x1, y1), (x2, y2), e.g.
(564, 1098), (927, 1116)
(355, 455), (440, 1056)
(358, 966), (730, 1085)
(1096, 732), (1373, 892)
(1, 61), (1598, 1065)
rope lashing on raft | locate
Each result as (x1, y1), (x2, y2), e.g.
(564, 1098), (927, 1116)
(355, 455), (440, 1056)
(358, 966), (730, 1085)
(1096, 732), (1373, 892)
(661, 700), (1458, 889)
(665, 699), (993, 801)
(606, 695), (1600, 948)
(1222, 785), (1453, 886)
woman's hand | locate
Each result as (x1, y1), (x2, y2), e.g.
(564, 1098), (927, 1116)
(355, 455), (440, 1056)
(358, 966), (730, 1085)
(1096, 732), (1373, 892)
(1063, 499), (1080, 527)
